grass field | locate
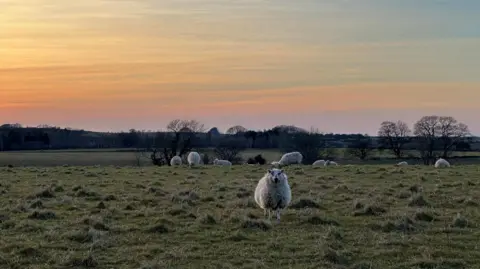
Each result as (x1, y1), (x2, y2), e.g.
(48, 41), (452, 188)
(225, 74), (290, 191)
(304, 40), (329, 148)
(0, 149), (283, 167)
(1, 164), (479, 268)
(1, 148), (480, 167)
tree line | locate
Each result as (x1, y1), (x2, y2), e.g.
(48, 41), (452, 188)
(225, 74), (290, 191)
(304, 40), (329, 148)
(0, 115), (475, 166)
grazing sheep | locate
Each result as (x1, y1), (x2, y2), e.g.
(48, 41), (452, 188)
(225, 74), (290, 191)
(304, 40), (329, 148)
(271, 161), (280, 167)
(213, 158), (232, 166)
(278, 151), (303, 166)
(170, 156), (182, 166)
(435, 158), (450, 168)
(254, 168), (292, 222)
(312, 160), (326, 166)
(187, 151), (201, 167)
(324, 160), (338, 166)
(396, 161), (408, 166)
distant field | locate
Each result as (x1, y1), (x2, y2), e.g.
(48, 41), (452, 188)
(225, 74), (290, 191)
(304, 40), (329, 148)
(0, 148), (479, 167)
(0, 165), (479, 268)
(0, 149), (282, 167)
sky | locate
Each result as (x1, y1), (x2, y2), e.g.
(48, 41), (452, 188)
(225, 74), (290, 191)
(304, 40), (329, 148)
(1, 0), (480, 135)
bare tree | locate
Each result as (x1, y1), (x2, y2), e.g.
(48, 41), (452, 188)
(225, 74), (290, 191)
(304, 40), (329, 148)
(413, 115), (470, 165)
(347, 136), (375, 160)
(133, 148), (146, 166)
(167, 119), (205, 133)
(261, 128), (280, 148)
(147, 119), (206, 166)
(437, 116), (470, 158)
(0, 123), (22, 129)
(282, 127), (326, 164)
(413, 116), (441, 165)
(377, 120), (412, 158)
(320, 147), (337, 160)
(226, 125), (247, 135)
(213, 138), (247, 164)
(244, 130), (258, 148)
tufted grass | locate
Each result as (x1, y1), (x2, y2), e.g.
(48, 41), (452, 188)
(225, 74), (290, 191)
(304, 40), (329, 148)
(0, 164), (479, 268)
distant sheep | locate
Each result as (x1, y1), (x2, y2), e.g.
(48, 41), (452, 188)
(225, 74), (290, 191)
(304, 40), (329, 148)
(435, 158), (450, 168)
(324, 160), (338, 166)
(271, 161), (280, 166)
(396, 161), (408, 166)
(278, 151), (303, 166)
(254, 168), (292, 222)
(187, 151), (201, 167)
(213, 158), (232, 166)
(170, 156), (182, 166)
(312, 160), (326, 166)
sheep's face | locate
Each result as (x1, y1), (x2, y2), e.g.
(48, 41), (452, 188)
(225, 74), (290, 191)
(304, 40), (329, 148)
(267, 169), (287, 184)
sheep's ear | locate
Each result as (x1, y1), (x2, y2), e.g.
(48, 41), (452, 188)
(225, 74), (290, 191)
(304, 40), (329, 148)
(279, 169), (284, 174)
(267, 169), (272, 174)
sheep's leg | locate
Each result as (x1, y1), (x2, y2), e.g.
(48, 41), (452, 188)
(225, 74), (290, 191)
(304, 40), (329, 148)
(263, 208), (267, 217)
(275, 209), (281, 223)
(267, 209), (271, 220)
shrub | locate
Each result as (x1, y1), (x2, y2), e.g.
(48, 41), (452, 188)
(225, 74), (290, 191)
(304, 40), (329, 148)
(254, 154), (266, 165)
(202, 153), (211, 165)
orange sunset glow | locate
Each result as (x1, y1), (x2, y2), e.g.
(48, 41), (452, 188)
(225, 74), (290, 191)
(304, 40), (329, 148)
(1, 1), (480, 134)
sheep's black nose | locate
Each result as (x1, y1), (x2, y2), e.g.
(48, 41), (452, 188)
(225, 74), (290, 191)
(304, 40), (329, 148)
(274, 178), (278, 183)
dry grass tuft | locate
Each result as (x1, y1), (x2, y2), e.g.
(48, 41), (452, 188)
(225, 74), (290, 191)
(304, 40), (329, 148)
(290, 198), (321, 209)
(353, 204), (387, 216)
(408, 194), (429, 207)
(241, 218), (272, 231)
(452, 213), (470, 228)
(304, 215), (340, 226)
(28, 210), (56, 220)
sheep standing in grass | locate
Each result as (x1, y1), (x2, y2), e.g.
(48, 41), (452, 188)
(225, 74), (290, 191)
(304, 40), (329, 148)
(213, 158), (232, 166)
(312, 160), (326, 166)
(278, 151), (303, 166)
(324, 160), (338, 166)
(170, 156), (182, 166)
(435, 158), (450, 168)
(396, 161), (408, 166)
(254, 168), (292, 223)
(187, 152), (201, 167)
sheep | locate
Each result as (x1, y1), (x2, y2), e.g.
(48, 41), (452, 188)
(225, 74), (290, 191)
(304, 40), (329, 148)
(271, 161), (280, 167)
(254, 168), (292, 223)
(435, 158), (450, 168)
(213, 158), (232, 166)
(395, 161), (408, 166)
(278, 151), (303, 166)
(324, 160), (338, 166)
(170, 156), (182, 166)
(187, 151), (201, 167)
(312, 160), (326, 166)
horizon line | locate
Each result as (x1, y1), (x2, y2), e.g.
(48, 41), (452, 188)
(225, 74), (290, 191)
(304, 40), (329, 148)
(1, 122), (479, 137)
